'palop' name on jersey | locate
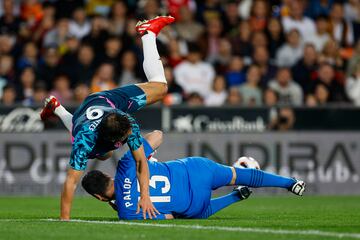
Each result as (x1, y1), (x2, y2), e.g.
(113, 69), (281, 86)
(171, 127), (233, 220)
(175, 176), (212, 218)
(123, 178), (133, 208)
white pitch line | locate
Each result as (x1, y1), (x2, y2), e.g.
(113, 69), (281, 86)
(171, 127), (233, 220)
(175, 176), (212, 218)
(0, 218), (359, 239)
(48, 219), (360, 239)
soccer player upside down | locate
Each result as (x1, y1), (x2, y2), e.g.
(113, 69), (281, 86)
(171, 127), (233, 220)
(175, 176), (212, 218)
(81, 130), (306, 220)
(40, 16), (175, 220)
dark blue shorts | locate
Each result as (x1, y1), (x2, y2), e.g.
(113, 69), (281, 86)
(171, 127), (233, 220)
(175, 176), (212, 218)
(73, 85), (147, 120)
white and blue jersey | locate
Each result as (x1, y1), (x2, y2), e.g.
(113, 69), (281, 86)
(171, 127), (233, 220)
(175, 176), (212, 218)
(114, 140), (234, 220)
(69, 85), (147, 171)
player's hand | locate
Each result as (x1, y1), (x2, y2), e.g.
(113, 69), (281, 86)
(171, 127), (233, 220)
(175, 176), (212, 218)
(137, 195), (160, 219)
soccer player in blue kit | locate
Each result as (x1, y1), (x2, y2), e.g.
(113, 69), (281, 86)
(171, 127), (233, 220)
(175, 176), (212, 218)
(40, 16), (175, 220)
(81, 131), (306, 220)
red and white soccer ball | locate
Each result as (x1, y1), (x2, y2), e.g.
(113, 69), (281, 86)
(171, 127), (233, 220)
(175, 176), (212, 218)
(233, 156), (260, 170)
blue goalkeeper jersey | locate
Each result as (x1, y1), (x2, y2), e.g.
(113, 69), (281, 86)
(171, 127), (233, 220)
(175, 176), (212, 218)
(69, 85), (147, 171)
(114, 140), (224, 220)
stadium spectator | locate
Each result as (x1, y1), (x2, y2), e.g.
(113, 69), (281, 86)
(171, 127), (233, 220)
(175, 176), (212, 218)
(311, 63), (348, 103)
(291, 44), (318, 93)
(90, 63), (116, 93)
(213, 38), (232, 73)
(187, 92), (204, 106)
(313, 83), (331, 105)
(117, 50), (143, 86)
(0, 54), (14, 83)
(61, 36), (81, 79)
(69, 7), (91, 40)
(223, 0), (240, 34)
(266, 17), (286, 59)
(268, 68), (303, 105)
(0, 34), (15, 55)
(329, 3), (354, 47)
(17, 67), (36, 104)
(1, 84), (16, 106)
(346, 62), (360, 106)
(282, 0), (316, 37)
(17, 41), (38, 71)
(50, 74), (73, 104)
(205, 75), (227, 106)
(199, 18), (224, 63)
(33, 81), (48, 105)
(98, 35), (122, 69)
(250, 30), (268, 52)
(252, 46), (277, 86)
(226, 87), (242, 106)
(38, 47), (60, 89)
(67, 44), (95, 85)
(304, 15), (331, 52)
(0, 0), (21, 35)
(225, 55), (245, 87)
(82, 15), (109, 55)
(346, 40), (360, 77)
(108, 0), (127, 36)
(229, 20), (252, 58)
(138, 0), (161, 19)
(174, 43), (215, 98)
(167, 39), (184, 68)
(276, 29), (303, 67)
(239, 65), (262, 106)
(173, 6), (204, 42)
(31, 4), (55, 44)
(344, 0), (360, 22)
(263, 88), (279, 106)
(249, 0), (269, 31)
(43, 18), (70, 48)
(318, 38), (344, 68)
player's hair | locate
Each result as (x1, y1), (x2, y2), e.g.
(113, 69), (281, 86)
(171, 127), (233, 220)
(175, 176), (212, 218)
(81, 170), (110, 198)
(98, 112), (131, 142)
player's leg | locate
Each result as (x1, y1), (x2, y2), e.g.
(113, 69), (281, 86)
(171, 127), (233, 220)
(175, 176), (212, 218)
(200, 157), (304, 195)
(135, 16), (175, 105)
(40, 96), (73, 132)
(144, 130), (163, 150)
(197, 187), (251, 219)
(97, 17), (175, 114)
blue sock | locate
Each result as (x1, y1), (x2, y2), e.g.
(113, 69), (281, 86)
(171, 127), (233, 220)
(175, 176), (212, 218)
(234, 168), (295, 189)
(198, 191), (241, 219)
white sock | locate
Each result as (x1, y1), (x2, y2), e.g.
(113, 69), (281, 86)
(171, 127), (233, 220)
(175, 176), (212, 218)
(141, 32), (167, 84)
(54, 105), (73, 132)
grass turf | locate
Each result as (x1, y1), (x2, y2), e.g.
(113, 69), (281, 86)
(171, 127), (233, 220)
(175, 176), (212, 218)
(0, 196), (359, 240)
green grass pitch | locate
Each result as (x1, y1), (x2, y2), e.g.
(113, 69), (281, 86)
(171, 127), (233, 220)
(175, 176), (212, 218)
(0, 196), (359, 240)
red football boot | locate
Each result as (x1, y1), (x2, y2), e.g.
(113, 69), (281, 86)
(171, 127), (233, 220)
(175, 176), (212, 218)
(40, 96), (60, 121)
(136, 15), (175, 36)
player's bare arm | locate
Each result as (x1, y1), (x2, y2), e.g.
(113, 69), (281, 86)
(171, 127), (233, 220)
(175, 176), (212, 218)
(132, 145), (160, 219)
(60, 168), (83, 220)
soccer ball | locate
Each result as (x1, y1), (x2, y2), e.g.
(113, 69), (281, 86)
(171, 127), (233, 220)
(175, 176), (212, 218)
(233, 156), (260, 170)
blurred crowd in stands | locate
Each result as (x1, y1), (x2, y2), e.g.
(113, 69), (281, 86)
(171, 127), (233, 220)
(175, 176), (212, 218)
(0, 0), (360, 107)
